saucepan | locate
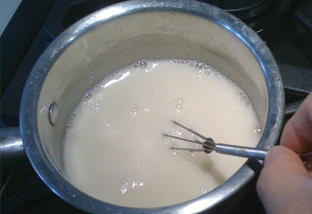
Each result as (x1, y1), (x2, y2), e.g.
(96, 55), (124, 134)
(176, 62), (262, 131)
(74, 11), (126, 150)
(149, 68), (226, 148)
(1, 0), (284, 213)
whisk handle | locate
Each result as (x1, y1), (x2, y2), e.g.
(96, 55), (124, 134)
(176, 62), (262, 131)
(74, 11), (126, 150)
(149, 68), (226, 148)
(215, 144), (268, 160)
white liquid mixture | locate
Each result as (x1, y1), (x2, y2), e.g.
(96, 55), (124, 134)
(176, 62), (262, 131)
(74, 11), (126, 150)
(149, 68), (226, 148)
(63, 59), (261, 208)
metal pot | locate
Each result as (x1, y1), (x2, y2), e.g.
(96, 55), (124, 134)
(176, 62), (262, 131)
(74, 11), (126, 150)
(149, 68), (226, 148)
(3, 0), (285, 213)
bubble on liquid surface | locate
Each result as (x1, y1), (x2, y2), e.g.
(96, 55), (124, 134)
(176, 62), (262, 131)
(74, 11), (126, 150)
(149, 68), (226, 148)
(83, 92), (92, 104)
(243, 99), (251, 107)
(195, 64), (214, 78)
(171, 127), (182, 136)
(67, 112), (77, 129)
(120, 177), (144, 194)
(200, 187), (208, 194)
(172, 98), (185, 113)
(195, 61), (204, 70)
(253, 127), (262, 135)
(197, 70), (204, 77)
(138, 61), (148, 69)
(129, 108), (139, 117)
(164, 137), (171, 144)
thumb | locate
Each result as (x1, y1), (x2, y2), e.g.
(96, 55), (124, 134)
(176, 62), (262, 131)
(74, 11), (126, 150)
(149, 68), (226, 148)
(257, 146), (312, 214)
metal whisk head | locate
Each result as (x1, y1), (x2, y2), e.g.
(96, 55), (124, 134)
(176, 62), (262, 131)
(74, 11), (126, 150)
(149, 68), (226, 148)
(163, 121), (216, 153)
(164, 121), (311, 165)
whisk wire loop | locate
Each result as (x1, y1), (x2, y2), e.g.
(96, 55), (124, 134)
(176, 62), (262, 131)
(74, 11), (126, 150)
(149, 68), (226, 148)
(164, 121), (268, 160)
(164, 121), (311, 166)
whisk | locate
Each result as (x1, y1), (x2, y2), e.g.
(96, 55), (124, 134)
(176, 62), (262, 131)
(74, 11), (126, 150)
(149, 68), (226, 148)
(164, 121), (312, 163)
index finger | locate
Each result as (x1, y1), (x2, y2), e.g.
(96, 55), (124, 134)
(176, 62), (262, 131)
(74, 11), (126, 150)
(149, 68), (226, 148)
(280, 92), (312, 154)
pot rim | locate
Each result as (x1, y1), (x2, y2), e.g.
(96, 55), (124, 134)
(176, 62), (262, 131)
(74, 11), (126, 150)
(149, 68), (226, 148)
(20, 0), (284, 213)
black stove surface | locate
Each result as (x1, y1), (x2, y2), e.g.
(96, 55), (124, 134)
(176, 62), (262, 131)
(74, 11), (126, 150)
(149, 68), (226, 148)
(1, 0), (312, 213)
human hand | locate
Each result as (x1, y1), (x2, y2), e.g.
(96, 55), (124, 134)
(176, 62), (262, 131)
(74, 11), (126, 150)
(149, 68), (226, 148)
(257, 93), (312, 214)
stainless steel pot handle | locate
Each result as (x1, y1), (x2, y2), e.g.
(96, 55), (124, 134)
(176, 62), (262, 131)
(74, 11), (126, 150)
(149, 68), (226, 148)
(0, 127), (25, 161)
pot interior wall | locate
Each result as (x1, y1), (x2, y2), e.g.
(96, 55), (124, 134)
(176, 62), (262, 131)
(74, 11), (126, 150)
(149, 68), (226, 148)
(37, 11), (268, 179)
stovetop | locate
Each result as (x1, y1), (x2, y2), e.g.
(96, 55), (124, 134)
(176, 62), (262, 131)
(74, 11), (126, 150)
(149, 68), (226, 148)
(1, 0), (312, 213)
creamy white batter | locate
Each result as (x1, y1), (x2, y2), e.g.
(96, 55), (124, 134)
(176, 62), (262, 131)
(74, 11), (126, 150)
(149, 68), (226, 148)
(63, 59), (261, 208)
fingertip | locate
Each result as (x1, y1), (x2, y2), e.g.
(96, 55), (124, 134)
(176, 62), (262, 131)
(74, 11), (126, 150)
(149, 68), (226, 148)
(258, 145), (312, 214)
(260, 146), (309, 186)
(264, 146), (296, 165)
(280, 93), (312, 153)
(264, 145), (304, 164)
(258, 146), (304, 204)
